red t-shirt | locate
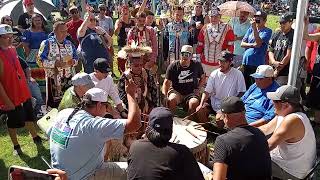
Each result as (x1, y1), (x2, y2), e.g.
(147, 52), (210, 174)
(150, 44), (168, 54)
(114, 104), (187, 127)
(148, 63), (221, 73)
(66, 19), (84, 46)
(306, 28), (320, 72)
(0, 47), (31, 109)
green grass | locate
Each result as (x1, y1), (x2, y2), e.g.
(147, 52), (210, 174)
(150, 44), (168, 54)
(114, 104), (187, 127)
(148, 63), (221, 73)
(2, 14), (319, 179)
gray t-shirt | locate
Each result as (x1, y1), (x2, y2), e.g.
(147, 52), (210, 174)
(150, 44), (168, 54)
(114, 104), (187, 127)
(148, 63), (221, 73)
(97, 15), (114, 34)
(50, 108), (126, 180)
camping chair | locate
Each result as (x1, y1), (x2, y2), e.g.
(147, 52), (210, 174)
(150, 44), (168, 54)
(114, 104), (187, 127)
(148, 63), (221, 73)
(302, 156), (320, 180)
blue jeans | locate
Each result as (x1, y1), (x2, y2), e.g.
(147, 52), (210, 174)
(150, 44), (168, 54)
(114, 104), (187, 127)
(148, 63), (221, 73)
(28, 81), (44, 113)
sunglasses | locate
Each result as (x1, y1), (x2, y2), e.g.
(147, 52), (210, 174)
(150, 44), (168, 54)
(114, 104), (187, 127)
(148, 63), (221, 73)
(99, 8), (106, 11)
(4, 19), (12, 22)
(70, 10), (78, 14)
(181, 52), (192, 57)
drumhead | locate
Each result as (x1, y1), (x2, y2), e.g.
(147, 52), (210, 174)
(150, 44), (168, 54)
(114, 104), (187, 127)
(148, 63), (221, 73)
(170, 117), (207, 150)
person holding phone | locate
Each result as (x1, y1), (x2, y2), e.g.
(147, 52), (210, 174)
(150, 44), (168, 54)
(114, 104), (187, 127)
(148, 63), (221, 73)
(77, 7), (113, 74)
(241, 11), (272, 89)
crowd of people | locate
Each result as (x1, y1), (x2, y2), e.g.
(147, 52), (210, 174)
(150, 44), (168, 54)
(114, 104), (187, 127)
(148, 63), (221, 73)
(1, 0), (320, 179)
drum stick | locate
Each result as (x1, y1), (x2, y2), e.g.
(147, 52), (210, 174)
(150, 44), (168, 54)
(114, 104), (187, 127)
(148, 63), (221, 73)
(181, 110), (199, 121)
(194, 127), (221, 136)
(185, 128), (200, 140)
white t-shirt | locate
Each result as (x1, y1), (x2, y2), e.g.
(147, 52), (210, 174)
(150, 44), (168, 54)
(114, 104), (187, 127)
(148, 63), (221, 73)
(90, 73), (122, 105)
(205, 67), (246, 111)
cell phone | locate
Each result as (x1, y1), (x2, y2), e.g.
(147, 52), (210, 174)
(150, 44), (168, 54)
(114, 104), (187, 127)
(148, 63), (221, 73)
(8, 166), (57, 180)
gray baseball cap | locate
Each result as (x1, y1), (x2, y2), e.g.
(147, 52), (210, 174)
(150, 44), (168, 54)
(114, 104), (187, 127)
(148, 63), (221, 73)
(267, 85), (301, 104)
(71, 72), (95, 88)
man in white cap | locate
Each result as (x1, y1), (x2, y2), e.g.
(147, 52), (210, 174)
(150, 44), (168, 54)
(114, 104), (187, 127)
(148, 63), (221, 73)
(259, 85), (316, 180)
(0, 24), (42, 155)
(58, 72), (95, 111)
(196, 7), (235, 76)
(50, 85), (141, 179)
(241, 65), (280, 127)
(163, 45), (205, 118)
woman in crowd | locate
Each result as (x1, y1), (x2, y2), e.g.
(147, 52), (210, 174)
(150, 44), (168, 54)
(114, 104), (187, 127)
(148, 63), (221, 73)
(22, 13), (48, 94)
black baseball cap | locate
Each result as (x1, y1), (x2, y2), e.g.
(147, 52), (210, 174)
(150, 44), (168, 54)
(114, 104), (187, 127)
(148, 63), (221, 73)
(220, 96), (245, 114)
(148, 107), (173, 134)
(279, 13), (293, 24)
(267, 85), (300, 104)
(93, 58), (111, 73)
(218, 51), (235, 62)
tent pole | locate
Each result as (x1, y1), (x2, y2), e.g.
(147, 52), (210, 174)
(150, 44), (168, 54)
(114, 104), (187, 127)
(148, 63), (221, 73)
(287, 0), (308, 86)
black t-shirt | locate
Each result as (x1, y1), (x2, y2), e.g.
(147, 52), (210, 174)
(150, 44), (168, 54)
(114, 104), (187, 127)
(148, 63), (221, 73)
(18, 13), (32, 29)
(166, 60), (204, 95)
(269, 28), (294, 76)
(127, 139), (204, 180)
(118, 20), (134, 48)
(213, 126), (271, 180)
(190, 15), (204, 45)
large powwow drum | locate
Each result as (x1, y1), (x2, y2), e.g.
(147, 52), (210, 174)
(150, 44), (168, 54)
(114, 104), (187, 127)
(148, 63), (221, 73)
(170, 117), (208, 165)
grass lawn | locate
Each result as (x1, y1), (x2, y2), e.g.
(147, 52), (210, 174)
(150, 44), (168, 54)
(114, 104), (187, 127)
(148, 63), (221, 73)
(1, 14), (319, 179)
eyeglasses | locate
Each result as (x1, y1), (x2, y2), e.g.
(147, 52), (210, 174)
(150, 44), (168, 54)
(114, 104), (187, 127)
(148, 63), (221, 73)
(181, 52), (192, 57)
(70, 10), (78, 14)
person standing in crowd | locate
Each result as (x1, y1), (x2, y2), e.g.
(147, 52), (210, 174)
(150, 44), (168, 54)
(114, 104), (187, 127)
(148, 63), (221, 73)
(209, 96), (271, 180)
(0, 24), (42, 155)
(66, 6), (83, 46)
(90, 58), (127, 118)
(145, 11), (156, 28)
(304, 18), (320, 125)
(189, 0), (205, 50)
(242, 65), (280, 127)
(114, 5), (134, 73)
(118, 44), (157, 115)
(127, 12), (158, 73)
(164, 6), (190, 63)
(196, 52), (246, 124)
(22, 13), (48, 94)
(58, 72), (95, 111)
(50, 86), (141, 180)
(241, 11), (272, 89)
(229, 11), (251, 68)
(127, 107), (205, 180)
(260, 85), (316, 180)
(96, 4), (114, 37)
(18, 0), (35, 30)
(162, 45), (205, 117)
(196, 7), (235, 76)
(268, 13), (294, 86)
(38, 21), (78, 108)
(77, 10), (112, 73)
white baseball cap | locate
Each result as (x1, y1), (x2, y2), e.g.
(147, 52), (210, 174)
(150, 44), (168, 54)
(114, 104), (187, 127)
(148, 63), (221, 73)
(0, 24), (17, 35)
(250, 65), (274, 79)
(71, 72), (95, 88)
(181, 45), (193, 54)
(83, 88), (108, 103)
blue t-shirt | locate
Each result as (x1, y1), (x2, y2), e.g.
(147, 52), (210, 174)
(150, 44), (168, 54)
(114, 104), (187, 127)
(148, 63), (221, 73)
(79, 29), (110, 73)
(242, 27), (272, 67)
(50, 109), (126, 180)
(241, 81), (280, 124)
(23, 30), (48, 49)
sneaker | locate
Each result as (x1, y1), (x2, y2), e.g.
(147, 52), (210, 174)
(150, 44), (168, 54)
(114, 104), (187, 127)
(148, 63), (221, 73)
(13, 145), (23, 156)
(33, 136), (42, 145)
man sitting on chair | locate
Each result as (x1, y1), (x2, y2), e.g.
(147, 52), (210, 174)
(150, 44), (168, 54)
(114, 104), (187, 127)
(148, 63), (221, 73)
(58, 72), (95, 111)
(196, 51), (246, 124)
(259, 85), (316, 180)
(162, 45), (206, 117)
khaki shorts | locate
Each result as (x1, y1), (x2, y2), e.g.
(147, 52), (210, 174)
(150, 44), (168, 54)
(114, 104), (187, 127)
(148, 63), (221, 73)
(167, 88), (200, 107)
(88, 162), (127, 180)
